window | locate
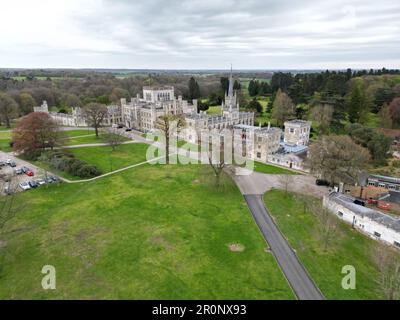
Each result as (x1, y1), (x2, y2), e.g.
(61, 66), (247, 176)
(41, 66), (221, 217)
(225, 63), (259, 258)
(289, 128), (294, 133)
(257, 152), (261, 158)
(394, 241), (400, 248)
(374, 232), (381, 238)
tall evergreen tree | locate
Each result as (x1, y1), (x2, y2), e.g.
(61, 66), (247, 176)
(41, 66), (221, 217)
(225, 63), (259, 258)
(188, 77), (200, 100)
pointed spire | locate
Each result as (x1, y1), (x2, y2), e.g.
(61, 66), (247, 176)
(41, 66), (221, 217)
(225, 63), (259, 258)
(228, 64), (234, 97)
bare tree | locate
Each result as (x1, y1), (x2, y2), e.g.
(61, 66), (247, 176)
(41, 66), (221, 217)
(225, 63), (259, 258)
(279, 174), (294, 197)
(371, 245), (400, 300)
(155, 114), (186, 164)
(271, 89), (295, 127)
(81, 103), (108, 137)
(101, 128), (125, 151)
(306, 135), (371, 186)
(309, 202), (340, 251)
(310, 104), (334, 134)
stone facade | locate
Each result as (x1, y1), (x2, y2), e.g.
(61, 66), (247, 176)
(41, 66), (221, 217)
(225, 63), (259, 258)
(233, 124), (282, 162)
(121, 86), (196, 132)
(284, 120), (311, 146)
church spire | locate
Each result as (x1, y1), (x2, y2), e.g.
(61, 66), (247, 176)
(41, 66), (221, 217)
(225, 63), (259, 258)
(228, 64), (234, 97)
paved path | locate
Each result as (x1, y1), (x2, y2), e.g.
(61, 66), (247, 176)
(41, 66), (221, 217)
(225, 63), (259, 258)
(235, 169), (329, 198)
(244, 194), (324, 300)
(59, 154), (170, 184)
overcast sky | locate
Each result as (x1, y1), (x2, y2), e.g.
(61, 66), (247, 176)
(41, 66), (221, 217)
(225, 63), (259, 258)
(1, 0), (399, 69)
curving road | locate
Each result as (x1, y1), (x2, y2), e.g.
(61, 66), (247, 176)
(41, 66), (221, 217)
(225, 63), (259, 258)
(244, 194), (324, 300)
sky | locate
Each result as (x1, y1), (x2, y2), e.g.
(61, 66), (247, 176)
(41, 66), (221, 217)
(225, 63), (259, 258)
(1, 0), (399, 70)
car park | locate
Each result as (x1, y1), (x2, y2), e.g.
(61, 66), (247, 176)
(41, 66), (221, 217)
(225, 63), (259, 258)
(19, 182), (31, 191)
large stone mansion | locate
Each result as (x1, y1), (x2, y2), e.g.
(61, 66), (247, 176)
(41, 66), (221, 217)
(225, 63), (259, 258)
(34, 70), (311, 170)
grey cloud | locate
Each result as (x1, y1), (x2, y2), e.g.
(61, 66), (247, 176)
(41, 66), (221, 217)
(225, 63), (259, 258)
(1, 0), (399, 69)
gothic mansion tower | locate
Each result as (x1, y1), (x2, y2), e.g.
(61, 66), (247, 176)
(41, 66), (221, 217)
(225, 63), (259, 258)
(183, 68), (254, 143)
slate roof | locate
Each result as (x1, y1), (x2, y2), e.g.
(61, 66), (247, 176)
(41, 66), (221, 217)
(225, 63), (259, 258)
(328, 192), (400, 233)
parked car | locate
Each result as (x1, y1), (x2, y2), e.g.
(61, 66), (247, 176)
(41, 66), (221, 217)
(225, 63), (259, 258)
(28, 180), (39, 188)
(0, 160), (6, 166)
(50, 176), (60, 183)
(19, 182), (31, 191)
(25, 170), (34, 177)
(35, 178), (46, 186)
(377, 202), (391, 210)
(112, 123), (119, 128)
(44, 176), (54, 184)
(117, 124), (124, 129)
(8, 161), (16, 167)
(353, 199), (366, 206)
(5, 159), (11, 165)
(21, 166), (29, 173)
(4, 183), (12, 195)
(367, 198), (378, 205)
(125, 128), (132, 132)
(14, 168), (23, 175)
(315, 179), (330, 186)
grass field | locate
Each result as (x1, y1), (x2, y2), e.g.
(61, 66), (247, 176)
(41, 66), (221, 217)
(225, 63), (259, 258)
(207, 105), (221, 115)
(252, 161), (297, 175)
(64, 129), (95, 137)
(0, 164), (294, 299)
(64, 143), (151, 173)
(0, 131), (12, 152)
(264, 189), (400, 299)
(62, 132), (130, 146)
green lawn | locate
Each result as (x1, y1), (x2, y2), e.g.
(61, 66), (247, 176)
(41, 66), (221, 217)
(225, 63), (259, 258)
(207, 105), (221, 115)
(252, 161), (297, 174)
(65, 143), (151, 173)
(63, 135), (102, 146)
(264, 189), (400, 299)
(63, 133), (130, 146)
(0, 165), (293, 299)
(64, 129), (95, 137)
(0, 131), (12, 152)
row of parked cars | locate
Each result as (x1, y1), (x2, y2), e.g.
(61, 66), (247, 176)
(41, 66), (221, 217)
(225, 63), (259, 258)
(0, 159), (17, 168)
(18, 175), (60, 191)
